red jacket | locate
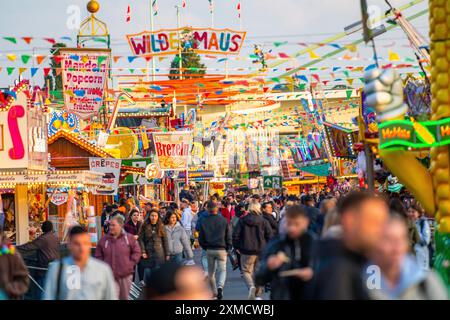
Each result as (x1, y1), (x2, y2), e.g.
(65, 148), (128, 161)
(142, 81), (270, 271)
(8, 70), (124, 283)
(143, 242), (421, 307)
(95, 231), (141, 279)
(221, 206), (235, 224)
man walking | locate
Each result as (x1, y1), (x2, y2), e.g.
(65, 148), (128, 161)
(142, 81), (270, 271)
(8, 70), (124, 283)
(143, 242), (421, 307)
(233, 202), (272, 299)
(17, 221), (60, 298)
(198, 202), (232, 300)
(43, 226), (117, 300)
(96, 215), (141, 300)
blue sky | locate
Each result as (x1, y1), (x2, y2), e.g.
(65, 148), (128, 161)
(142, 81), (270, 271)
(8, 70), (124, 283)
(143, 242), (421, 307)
(0, 0), (429, 87)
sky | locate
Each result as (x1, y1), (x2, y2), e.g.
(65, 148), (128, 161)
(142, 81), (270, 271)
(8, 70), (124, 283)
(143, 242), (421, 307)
(0, 0), (430, 87)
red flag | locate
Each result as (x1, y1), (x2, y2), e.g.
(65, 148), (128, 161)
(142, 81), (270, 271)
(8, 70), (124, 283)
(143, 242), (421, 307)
(44, 38), (56, 45)
(126, 5), (131, 22)
(22, 37), (33, 44)
(237, 2), (241, 18)
(43, 68), (51, 77)
(182, 0), (186, 8)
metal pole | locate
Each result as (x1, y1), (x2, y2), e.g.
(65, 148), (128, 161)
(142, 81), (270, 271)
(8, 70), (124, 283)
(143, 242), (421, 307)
(176, 4), (183, 79)
(150, 0), (156, 81)
(211, 0), (214, 28)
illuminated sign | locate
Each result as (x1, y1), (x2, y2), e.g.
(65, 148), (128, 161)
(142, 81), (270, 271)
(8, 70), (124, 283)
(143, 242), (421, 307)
(0, 82), (48, 171)
(127, 27), (246, 57)
(60, 48), (111, 120)
(379, 118), (450, 149)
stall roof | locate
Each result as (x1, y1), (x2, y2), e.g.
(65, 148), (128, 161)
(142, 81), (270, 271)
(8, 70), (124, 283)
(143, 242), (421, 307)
(48, 130), (113, 158)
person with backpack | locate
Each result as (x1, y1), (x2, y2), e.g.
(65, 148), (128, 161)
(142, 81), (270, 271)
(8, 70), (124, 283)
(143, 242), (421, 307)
(95, 215), (142, 300)
(407, 204), (432, 270)
(43, 226), (117, 300)
(233, 202), (272, 299)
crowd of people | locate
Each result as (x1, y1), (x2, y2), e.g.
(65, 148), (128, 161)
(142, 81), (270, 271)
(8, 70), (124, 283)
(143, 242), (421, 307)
(0, 186), (448, 300)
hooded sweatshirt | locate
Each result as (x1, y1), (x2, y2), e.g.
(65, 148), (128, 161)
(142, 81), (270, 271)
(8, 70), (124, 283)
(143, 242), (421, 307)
(232, 213), (273, 255)
(366, 255), (447, 300)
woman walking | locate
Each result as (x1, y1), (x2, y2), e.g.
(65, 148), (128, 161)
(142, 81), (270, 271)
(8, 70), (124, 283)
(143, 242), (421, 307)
(138, 209), (169, 281)
(164, 211), (194, 264)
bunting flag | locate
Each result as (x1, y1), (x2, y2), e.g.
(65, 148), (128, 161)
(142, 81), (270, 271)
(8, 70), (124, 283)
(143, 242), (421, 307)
(18, 67), (27, 75)
(152, 0), (158, 15)
(3, 37), (17, 44)
(182, 0), (186, 8)
(6, 54), (16, 62)
(36, 55), (46, 65)
(22, 37), (33, 44)
(31, 68), (38, 77)
(43, 38), (56, 44)
(237, 2), (241, 18)
(126, 5), (131, 22)
(21, 55), (31, 64)
(388, 49), (400, 61)
(43, 68), (51, 77)
(309, 50), (320, 59)
(7, 67), (14, 75)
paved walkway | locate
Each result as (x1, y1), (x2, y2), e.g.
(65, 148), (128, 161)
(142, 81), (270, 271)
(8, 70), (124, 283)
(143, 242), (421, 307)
(193, 249), (269, 300)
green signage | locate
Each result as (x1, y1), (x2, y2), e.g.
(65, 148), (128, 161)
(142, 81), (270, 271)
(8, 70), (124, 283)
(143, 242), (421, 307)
(121, 158), (153, 186)
(379, 118), (450, 149)
(263, 176), (283, 189)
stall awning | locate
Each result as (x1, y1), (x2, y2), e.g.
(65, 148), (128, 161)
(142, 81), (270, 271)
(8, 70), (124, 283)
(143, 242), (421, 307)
(0, 170), (104, 189)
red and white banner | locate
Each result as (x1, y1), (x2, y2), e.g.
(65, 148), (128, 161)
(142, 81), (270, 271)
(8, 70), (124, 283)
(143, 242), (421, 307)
(60, 48), (110, 120)
(152, 132), (192, 171)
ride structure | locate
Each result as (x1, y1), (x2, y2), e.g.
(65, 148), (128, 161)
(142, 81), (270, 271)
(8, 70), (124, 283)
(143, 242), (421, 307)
(364, 0), (450, 287)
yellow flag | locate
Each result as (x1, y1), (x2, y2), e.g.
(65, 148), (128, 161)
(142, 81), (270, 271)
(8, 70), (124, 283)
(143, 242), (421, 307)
(309, 50), (320, 59)
(19, 67), (27, 75)
(345, 44), (357, 52)
(347, 79), (354, 85)
(388, 49), (400, 61)
(81, 56), (89, 63)
(6, 54), (16, 62)
(158, 57), (167, 62)
(141, 68), (147, 74)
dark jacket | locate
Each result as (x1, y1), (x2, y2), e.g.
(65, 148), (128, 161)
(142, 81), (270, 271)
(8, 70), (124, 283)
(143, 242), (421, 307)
(95, 230), (141, 279)
(179, 190), (194, 202)
(262, 213), (278, 238)
(17, 232), (60, 268)
(305, 205), (321, 236)
(233, 213), (272, 255)
(310, 242), (371, 300)
(138, 222), (169, 265)
(124, 220), (142, 236)
(198, 214), (232, 251)
(195, 209), (209, 232)
(255, 232), (315, 300)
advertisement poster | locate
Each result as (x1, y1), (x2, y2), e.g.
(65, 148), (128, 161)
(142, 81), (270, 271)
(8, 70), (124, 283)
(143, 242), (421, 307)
(127, 27), (246, 57)
(153, 132), (192, 171)
(89, 158), (122, 195)
(60, 48), (111, 120)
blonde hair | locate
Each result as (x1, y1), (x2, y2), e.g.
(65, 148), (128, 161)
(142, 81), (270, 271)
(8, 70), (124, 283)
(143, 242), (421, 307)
(248, 202), (262, 215)
(322, 208), (340, 235)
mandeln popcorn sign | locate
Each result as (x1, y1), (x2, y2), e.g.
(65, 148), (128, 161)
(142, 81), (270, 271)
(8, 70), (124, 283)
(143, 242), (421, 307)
(60, 48), (111, 120)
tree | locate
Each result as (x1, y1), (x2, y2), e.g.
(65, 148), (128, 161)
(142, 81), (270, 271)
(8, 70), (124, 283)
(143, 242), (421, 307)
(44, 43), (67, 95)
(169, 30), (206, 80)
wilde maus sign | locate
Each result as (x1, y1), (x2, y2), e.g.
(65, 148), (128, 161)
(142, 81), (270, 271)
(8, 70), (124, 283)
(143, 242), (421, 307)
(127, 27), (246, 57)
